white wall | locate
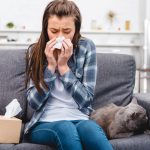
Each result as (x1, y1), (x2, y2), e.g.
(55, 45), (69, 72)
(0, 0), (49, 30)
(75, 0), (145, 32)
(146, 0), (150, 19)
(0, 0), (145, 32)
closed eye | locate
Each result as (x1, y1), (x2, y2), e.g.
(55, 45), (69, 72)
(63, 29), (71, 34)
(51, 30), (58, 34)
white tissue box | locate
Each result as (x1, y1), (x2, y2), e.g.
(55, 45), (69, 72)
(0, 115), (22, 143)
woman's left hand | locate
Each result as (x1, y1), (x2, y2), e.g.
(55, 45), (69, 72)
(57, 39), (73, 75)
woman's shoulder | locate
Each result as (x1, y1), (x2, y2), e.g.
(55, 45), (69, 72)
(27, 43), (38, 58)
(77, 37), (96, 54)
(27, 43), (36, 53)
(78, 37), (96, 48)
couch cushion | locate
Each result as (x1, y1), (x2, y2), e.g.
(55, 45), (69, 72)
(110, 134), (150, 150)
(92, 53), (136, 109)
(14, 143), (54, 150)
(0, 144), (14, 150)
(0, 50), (27, 120)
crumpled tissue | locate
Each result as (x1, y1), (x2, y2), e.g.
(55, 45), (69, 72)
(53, 36), (65, 49)
(4, 99), (22, 118)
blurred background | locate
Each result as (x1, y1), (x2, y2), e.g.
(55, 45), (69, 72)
(0, 0), (150, 93)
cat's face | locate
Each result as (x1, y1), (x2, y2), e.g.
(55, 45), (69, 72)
(124, 100), (148, 131)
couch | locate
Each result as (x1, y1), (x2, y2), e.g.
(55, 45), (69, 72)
(0, 49), (150, 150)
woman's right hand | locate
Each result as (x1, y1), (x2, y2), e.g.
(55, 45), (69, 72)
(44, 38), (57, 73)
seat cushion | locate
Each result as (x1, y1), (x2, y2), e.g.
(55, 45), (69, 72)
(0, 50), (27, 120)
(92, 53), (136, 109)
(14, 143), (54, 150)
(110, 134), (150, 150)
(0, 144), (14, 150)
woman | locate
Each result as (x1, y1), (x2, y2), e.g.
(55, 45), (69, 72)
(25, 0), (114, 150)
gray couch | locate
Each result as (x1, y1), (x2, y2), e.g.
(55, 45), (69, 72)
(0, 49), (150, 150)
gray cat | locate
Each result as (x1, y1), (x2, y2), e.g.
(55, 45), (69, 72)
(90, 97), (148, 139)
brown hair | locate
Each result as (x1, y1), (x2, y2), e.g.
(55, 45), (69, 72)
(26, 0), (82, 94)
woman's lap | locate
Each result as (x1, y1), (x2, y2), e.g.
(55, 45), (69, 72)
(26, 120), (113, 150)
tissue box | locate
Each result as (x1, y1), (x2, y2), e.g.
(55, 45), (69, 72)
(0, 115), (22, 143)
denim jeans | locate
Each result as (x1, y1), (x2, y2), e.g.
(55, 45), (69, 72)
(26, 120), (114, 150)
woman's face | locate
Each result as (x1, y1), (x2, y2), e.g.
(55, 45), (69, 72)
(47, 15), (76, 41)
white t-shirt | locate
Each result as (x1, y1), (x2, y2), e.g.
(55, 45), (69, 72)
(39, 74), (89, 122)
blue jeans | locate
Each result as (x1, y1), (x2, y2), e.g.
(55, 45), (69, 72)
(26, 120), (114, 150)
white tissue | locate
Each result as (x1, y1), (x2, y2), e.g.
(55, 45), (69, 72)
(4, 99), (22, 118)
(53, 36), (65, 49)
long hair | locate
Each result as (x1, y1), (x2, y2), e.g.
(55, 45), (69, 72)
(26, 0), (82, 94)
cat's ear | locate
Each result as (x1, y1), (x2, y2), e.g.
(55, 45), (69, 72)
(131, 97), (138, 104)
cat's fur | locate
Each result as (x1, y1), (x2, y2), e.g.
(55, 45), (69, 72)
(90, 97), (148, 139)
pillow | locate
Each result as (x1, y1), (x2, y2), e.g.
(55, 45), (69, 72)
(92, 53), (136, 109)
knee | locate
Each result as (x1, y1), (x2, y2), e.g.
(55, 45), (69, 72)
(55, 121), (78, 138)
(55, 121), (75, 133)
(77, 120), (113, 150)
(77, 120), (100, 133)
(54, 121), (82, 149)
(77, 120), (106, 138)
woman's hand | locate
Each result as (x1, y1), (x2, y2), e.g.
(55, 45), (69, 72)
(57, 39), (73, 75)
(44, 38), (57, 73)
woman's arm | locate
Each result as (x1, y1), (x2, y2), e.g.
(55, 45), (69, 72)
(27, 67), (56, 110)
(27, 39), (57, 111)
(60, 39), (97, 114)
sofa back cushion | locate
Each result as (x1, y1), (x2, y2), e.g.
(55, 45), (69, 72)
(92, 53), (136, 109)
(0, 50), (27, 120)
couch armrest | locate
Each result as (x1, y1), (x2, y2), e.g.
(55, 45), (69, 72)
(134, 93), (150, 128)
